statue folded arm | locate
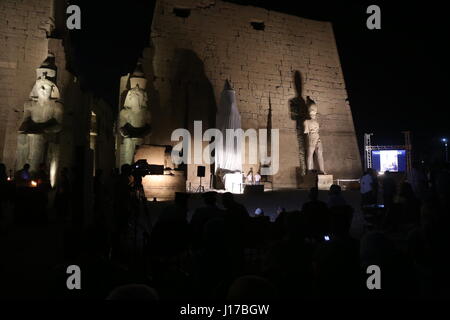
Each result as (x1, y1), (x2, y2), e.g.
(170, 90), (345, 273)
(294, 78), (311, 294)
(144, 108), (152, 125)
(18, 102), (35, 133)
(119, 108), (130, 137)
(303, 120), (310, 135)
(18, 101), (63, 134)
(44, 101), (63, 133)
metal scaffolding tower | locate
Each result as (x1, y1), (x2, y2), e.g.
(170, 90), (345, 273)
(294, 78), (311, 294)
(364, 133), (373, 171)
(364, 131), (413, 175)
(402, 131), (412, 174)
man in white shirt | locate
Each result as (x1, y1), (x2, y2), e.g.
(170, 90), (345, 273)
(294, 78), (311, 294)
(246, 168), (254, 185)
(254, 172), (261, 185)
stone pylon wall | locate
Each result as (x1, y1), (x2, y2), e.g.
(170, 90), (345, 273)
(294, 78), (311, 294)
(0, 0), (53, 172)
(145, 0), (361, 187)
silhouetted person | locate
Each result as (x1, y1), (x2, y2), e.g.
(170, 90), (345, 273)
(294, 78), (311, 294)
(327, 184), (347, 208)
(55, 167), (71, 220)
(398, 182), (421, 225)
(329, 205), (357, 244)
(302, 187), (329, 241)
(106, 284), (159, 300)
(246, 208), (271, 248)
(34, 162), (50, 222)
(111, 164), (134, 262)
(13, 164), (31, 224)
(69, 166), (84, 228)
(191, 191), (224, 249)
(149, 216), (193, 299)
(222, 192), (249, 272)
(408, 161), (429, 201)
(313, 204), (361, 298)
(382, 170), (397, 209)
(360, 169), (376, 206)
(0, 163), (7, 218)
(15, 163), (31, 187)
(0, 163), (7, 183)
(149, 192), (193, 294)
(226, 276), (278, 300)
(93, 169), (105, 227)
(361, 231), (416, 298)
(159, 192), (190, 223)
(191, 216), (233, 298)
(114, 164), (133, 232)
(36, 163), (50, 186)
(371, 169), (379, 203)
(435, 162), (450, 209)
(272, 207), (288, 241)
(263, 209), (314, 299)
(52, 226), (132, 299)
(222, 192), (249, 224)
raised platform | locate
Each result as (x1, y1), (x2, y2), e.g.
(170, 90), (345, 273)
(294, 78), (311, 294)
(297, 171), (334, 190)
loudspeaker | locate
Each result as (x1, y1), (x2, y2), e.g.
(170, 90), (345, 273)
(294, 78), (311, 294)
(244, 184), (264, 194)
(197, 166), (205, 177)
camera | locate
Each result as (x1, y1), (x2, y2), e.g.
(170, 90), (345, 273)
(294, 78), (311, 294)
(131, 159), (164, 178)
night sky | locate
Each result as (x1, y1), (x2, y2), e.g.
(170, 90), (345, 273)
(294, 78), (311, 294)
(68, 0), (449, 162)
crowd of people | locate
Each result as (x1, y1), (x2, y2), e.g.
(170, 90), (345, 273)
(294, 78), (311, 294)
(0, 160), (449, 300)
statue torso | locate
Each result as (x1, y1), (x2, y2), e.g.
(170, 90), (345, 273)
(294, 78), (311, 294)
(121, 108), (150, 128)
(305, 119), (320, 134)
(121, 87), (151, 129)
(20, 99), (62, 134)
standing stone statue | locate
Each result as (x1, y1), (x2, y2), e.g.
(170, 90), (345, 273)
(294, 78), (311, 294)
(17, 53), (63, 174)
(304, 98), (325, 174)
(118, 61), (151, 165)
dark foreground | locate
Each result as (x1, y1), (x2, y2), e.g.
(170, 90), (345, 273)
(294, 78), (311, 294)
(0, 184), (449, 300)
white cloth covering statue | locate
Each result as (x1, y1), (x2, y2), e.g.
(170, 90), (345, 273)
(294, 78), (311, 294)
(215, 80), (243, 192)
(215, 80), (242, 172)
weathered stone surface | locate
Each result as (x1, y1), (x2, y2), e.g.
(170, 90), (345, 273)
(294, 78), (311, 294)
(0, 0), (52, 170)
(145, 0), (362, 188)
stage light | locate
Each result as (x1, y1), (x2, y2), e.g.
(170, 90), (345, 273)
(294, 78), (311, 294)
(442, 138), (448, 162)
(377, 171), (384, 176)
(50, 158), (57, 188)
(31, 180), (37, 187)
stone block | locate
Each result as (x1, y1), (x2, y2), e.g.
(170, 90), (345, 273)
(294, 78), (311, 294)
(318, 174), (333, 191)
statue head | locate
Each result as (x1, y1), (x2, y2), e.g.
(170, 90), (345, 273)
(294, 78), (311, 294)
(30, 76), (60, 101)
(308, 103), (318, 119)
(29, 53), (60, 101)
(36, 78), (54, 100)
(129, 60), (147, 89)
(124, 86), (148, 111)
